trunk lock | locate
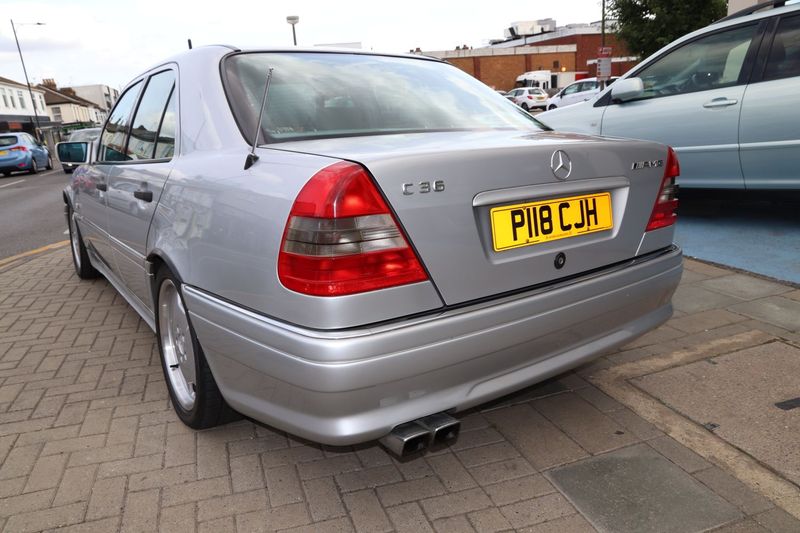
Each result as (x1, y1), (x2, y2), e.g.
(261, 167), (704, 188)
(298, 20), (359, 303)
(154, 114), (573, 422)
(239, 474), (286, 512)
(554, 252), (566, 269)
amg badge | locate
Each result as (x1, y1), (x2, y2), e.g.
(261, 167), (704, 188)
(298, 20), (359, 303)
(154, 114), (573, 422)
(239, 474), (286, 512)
(632, 159), (664, 170)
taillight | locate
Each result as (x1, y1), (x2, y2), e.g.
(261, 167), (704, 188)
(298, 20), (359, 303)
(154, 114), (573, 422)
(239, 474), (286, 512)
(278, 161), (428, 296)
(10, 146), (28, 152)
(645, 147), (680, 231)
(527, 95), (534, 99)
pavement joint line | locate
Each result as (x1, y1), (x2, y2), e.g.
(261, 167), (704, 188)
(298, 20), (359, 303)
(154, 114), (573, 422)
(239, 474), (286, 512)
(0, 240), (70, 268)
(590, 331), (800, 520)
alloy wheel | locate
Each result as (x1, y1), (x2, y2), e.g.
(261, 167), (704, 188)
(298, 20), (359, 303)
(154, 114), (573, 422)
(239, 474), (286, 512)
(158, 279), (197, 411)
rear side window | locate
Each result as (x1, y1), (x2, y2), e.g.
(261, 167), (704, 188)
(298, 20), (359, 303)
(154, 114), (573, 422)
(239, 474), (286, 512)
(0, 135), (17, 147)
(764, 14), (800, 81)
(634, 24), (758, 100)
(154, 90), (177, 159)
(127, 70), (176, 160)
(100, 81), (142, 162)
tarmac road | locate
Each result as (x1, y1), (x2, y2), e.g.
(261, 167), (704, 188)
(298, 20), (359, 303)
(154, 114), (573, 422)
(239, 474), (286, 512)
(0, 168), (69, 260)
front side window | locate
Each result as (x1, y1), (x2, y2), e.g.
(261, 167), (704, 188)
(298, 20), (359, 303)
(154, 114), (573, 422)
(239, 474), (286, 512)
(562, 83), (581, 96)
(223, 52), (545, 144)
(99, 81), (142, 162)
(127, 70), (175, 160)
(634, 23), (758, 100)
(763, 14), (800, 81)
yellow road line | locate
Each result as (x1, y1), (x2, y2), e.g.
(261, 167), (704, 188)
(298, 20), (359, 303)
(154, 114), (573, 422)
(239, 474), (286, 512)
(0, 240), (70, 268)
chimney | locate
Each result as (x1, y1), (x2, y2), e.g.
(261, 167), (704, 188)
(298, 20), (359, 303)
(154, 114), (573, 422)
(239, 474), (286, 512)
(42, 78), (57, 89)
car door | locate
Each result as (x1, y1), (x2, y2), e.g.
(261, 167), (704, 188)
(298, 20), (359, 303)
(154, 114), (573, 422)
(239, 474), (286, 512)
(75, 80), (143, 271)
(739, 12), (800, 189)
(106, 69), (177, 310)
(558, 82), (582, 107)
(599, 22), (763, 188)
(574, 81), (599, 104)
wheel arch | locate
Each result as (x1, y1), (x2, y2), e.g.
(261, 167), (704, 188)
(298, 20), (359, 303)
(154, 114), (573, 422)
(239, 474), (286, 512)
(145, 249), (187, 309)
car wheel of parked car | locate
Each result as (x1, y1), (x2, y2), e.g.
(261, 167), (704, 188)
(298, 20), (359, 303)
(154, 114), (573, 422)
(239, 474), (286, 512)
(68, 207), (100, 279)
(29, 159), (38, 175)
(46, 156), (53, 170)
(521, 103), (529, 111)
(64, 168), (73, 174)
(548, 104), (557, 110)
(155, 269), (235, 429)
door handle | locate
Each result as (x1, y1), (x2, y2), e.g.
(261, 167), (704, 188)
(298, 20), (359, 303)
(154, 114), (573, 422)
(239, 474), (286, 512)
(703, 98), (738, 108)
(96, 183), (107, 192)
(134, 190), (153, 202)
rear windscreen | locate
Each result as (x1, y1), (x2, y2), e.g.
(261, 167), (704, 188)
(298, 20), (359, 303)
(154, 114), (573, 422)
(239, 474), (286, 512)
(0, 136), (18, 147)
(223, 52), (547, 144)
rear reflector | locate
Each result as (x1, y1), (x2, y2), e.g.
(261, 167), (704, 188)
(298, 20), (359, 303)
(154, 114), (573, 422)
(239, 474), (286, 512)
(279, 161), (428, 296)
(646, 147), (680, 231)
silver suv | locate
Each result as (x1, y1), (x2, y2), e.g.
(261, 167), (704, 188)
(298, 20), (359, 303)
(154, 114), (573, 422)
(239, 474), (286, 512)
(539, 1), (800, 189)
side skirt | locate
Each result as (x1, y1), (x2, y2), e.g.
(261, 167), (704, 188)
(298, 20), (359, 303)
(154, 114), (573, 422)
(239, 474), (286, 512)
(86, 246), (156, 332)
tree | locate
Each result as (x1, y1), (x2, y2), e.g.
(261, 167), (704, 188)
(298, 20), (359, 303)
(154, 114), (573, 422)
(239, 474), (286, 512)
(609, 0), (727, 59)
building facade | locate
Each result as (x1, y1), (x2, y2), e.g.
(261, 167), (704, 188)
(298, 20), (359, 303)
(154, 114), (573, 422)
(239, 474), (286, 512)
(422, 20), (638, 92)
(68, 84), (119, 116)
(38, 82), (104, 129)
(0, 76), (56, 137)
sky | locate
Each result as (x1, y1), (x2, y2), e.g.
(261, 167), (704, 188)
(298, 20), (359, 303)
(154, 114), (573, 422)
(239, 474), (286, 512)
(0, 0), (603, 90)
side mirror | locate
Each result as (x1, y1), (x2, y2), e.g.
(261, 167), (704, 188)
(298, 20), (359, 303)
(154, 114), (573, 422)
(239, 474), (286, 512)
(610, 77), (644, 102)
(56, 142), (90, 165)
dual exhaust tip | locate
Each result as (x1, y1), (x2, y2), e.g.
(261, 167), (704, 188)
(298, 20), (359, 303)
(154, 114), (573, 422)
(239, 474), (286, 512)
(379, 412), (461, 457)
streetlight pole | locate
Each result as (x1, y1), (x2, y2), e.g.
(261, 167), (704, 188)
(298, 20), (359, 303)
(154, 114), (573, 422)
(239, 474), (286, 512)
(286, 16), (299, 46)
(10, 19), (45, 141)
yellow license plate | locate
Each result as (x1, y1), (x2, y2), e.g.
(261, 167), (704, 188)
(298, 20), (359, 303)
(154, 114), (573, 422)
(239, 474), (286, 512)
(490, 192), (613, 252)
(0, 150), (7, 156)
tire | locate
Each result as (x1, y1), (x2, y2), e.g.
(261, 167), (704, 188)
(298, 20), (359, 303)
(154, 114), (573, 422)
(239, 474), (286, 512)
(548, 104), (557, 110)
(28, 159), (38, 175)
(46, 155), (53, 170)
(64, 168), (73, 174)
(521, 103), (529, 111)
(67, 206), (100, 279)
(155, 268), (236, 429)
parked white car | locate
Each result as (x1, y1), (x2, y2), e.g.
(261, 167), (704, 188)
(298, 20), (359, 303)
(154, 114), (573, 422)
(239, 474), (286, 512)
(547, 77), (618, 110)
(505, 87), (548, 111)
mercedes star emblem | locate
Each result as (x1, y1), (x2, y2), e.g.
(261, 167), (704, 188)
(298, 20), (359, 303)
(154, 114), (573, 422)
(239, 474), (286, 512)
(550, 150), (572, 180)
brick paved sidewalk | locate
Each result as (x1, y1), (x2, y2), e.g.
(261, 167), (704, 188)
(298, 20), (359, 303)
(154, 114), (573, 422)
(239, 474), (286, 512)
(0, 249), (798, 532)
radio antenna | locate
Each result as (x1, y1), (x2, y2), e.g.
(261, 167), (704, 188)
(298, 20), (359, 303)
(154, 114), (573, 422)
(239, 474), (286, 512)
(244, 67), (274, 170)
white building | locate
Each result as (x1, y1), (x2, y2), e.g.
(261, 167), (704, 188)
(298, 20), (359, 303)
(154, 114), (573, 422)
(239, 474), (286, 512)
(38, 83), (104, 127)
(68, 84), (119, 114)
(0, 76), (53, 135)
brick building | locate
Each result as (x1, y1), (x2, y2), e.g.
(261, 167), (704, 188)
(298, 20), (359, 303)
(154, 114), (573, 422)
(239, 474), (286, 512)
(421, 21), (638, 92)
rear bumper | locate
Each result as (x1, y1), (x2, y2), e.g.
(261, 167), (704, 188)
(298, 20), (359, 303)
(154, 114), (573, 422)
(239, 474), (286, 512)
(0, 154), (31, 172)
(184, 246), (682, 445)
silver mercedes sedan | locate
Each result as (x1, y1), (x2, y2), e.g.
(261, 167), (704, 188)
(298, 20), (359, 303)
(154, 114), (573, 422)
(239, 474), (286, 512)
(60, 46), (682, 454)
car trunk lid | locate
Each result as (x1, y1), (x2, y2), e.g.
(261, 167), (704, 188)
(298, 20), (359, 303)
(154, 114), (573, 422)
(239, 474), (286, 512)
(270, 130), (672, 305)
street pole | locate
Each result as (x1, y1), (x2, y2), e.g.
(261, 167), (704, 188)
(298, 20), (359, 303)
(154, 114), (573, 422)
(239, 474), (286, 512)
(601, 0), (606, 48)
(287, 16), (299, 46)
(10, 19), (43, 141)
(600, 0), (606, 89)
